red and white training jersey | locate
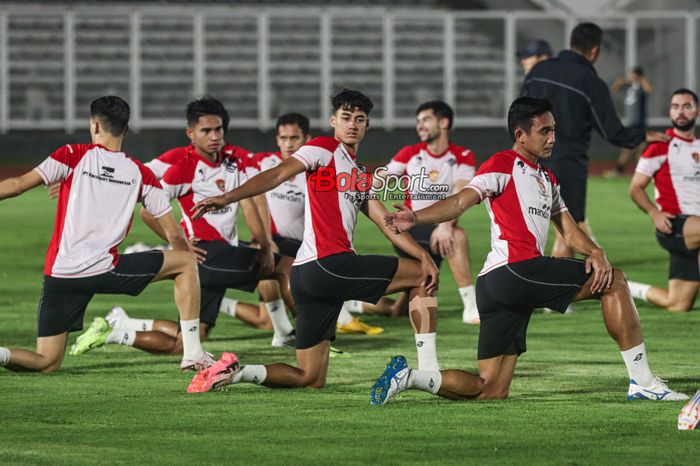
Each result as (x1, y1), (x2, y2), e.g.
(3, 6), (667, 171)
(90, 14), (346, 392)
(384, 142), (476, 210)
(247, 151), (306, 242)
(465, 150), (567, 276)
(635, 128), (700, 216)
(291, 137), (368, 265)
(34, 144), (171, 278)
(161, 145), (250, 246)
(145, 144), (252, 180)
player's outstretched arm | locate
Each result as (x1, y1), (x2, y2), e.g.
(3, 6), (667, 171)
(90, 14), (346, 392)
(629, 172), (673, 234)
(551, 211), (613, 293)
(240, 197), (275, 278)
(364, 199), (439, 295)
(0, 170), (44, 201)
(385, 187), (481, 233)
(191, 157), (306, 219)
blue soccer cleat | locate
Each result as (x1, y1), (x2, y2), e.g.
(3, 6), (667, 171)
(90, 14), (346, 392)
(371, 355), (409, 406)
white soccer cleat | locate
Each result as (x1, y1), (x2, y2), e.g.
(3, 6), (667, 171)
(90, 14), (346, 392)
(628, 377), (689, 401)
(124, 242), (153, 254)
(271, 330), (296, 348)
(462, 305), (480, 325)
(105, 306), (129, 329)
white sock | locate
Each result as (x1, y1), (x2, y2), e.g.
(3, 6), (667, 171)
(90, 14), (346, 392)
(415, 332), (440, 371)
(337, 306), (354, 325)
(407, 369), (442, 394)
(264, 299), (294, 337)
(628, 281), (651, 301)
(0, 347), (10, 366)
(344, 300), (364, 313)
(219, 297), (238, 318)
(106, 329), (136, 346)
(180, 318), (204, 361)
(621, 342), (655, 386)
(232, 364), (267, 385)
(119, 318), (154, 332)
(458, 285), (476, 309)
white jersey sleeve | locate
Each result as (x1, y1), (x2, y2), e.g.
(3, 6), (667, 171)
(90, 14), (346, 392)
(34, 144), (89, 185)
(292, 137), (337, 170)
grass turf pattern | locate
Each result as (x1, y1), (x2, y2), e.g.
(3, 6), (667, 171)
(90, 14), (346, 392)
(0, 177), (697, 464)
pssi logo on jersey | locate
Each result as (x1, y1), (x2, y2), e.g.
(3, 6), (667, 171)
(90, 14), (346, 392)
(428, 170), (440, 182)
(310, 167), (373, 193)
(215, 179), (226, 192)
(101, 166), (115, 179)
(692, 152), (699, 164)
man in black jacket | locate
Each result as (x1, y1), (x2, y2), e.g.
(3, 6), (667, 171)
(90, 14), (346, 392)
(521, 22), (668, 259)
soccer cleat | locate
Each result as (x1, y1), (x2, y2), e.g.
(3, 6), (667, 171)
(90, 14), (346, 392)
(69, 317), (111, 355)
(123, 241), (153, 254)
(187, 352), (240, 393)
(180, 352), (216, 372)
(271, 330), (296, 348)
(627, 377), (689, 401)
(678, 389), (700, 430)
(370, 355), (409, 406)
(337, 317), (384, 335)
(462, 306), (480, 325)
(105, 306), (129, 329)
(329, 346), (351, 359)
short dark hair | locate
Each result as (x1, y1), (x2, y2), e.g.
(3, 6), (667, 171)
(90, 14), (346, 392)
(632, 66), (644, 76)
(90, 96), (130, 136)
(416, 100), (454, 130)
(276, 113), (310, 135)
(331, 89), (373, 116)
(186, 96), (230, 132)
(671, 88), (699, 105)
(570, 22), (603, 54)
(507, 97), (553, 141)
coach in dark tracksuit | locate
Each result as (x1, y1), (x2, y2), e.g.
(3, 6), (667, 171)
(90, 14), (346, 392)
(521, 22), (668, 258)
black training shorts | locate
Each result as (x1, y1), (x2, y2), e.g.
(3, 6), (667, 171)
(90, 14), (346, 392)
(37, 251), (164, 337)
(476, 256), (590, 360)
(272, 234), (302, 259)
(393, 224), (442, 268)
(291, 252), (398, 349)
(656, 215), (700, 281)
(197, 240), (277, 327)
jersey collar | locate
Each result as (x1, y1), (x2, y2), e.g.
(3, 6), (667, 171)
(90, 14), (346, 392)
(421, 142), (453, 158)
(667, 128), (696, 143)
(188, 144), (221, 167)
(509, 149), (539, 169)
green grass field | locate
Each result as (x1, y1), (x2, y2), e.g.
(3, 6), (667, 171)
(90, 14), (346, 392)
(0, 177), (698, 465)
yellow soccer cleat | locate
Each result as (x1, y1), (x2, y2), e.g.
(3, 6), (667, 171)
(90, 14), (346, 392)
(337, 317), (384, 336)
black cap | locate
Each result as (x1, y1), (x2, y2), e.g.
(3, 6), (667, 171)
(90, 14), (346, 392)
(517, 39), (553, 59)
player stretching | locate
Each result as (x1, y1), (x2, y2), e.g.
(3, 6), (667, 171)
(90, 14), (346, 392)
(628, 89), (700, 312)
(373, 97), (688, 404)
(246, 113), (383, 336)
(0, 96), (211, 372)
(70, 97), (295, 357)
(187, 89), (444, 393)
(378, 100), (479, 324)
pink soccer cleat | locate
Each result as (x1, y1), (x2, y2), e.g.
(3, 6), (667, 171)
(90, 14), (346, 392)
(187, 352), (240, 393)
(180, 352), (215, 372)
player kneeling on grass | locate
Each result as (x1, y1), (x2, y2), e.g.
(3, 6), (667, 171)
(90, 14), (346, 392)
(186, 89), (445, 393)
(370, 97), (688, 404)
(69, 97), (296, 357)
(627, 89), (700, 313)
(0, 96), (212, 373)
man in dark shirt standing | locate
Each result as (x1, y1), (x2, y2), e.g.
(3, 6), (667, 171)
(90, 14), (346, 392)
(521, 22), (668, 259)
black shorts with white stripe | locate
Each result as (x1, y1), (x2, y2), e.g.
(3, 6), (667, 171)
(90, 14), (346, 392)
(393, 224), (443, 268)
(656, 215), (700, 281)
(290, 252), (399, 349)
(37, 251), (164, 337)
(475, 256), (590, 360)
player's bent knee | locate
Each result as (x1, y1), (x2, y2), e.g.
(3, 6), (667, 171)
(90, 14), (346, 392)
(668, 301), (693, 312)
